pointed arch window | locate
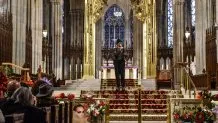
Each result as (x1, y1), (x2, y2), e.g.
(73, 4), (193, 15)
(104, 5), (125, 48)
(167, 0), (173, 47)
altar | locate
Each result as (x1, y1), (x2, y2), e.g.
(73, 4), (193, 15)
(101, 66), (138, 79)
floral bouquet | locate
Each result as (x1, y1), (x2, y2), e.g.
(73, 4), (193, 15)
(198, 90), (215, 109)
(54, 93), (75, 103)
(173, 107), (216, 123)
(84, 99), (108, 123)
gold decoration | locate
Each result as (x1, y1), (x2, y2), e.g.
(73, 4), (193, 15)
(131, 0), (157, 78)
(83, 0), (107, 79)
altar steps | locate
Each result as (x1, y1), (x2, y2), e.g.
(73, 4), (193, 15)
(81, 90), (183, 121)
(101, 79), (139, 90)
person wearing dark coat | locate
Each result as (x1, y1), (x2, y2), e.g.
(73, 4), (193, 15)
(113, 39), (126, 91)
(0, 87), (46, 123)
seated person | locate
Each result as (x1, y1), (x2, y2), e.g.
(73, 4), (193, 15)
(6, 80), (21, 98)
(31, 80), (46, 96)
(73, 104), (89, 123)
(0, 87), (46, 123)
(0, 80), (21, 106)
(36, 83), (56, 107)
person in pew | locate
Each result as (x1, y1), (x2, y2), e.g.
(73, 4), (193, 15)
(73, 104), (89, 123)
(31, 80), (46, 96)
(0, 87), (46, 123)
(0, 80), (21, 106)
(6, 80), (21, 98)
(36, 83), (56, 107)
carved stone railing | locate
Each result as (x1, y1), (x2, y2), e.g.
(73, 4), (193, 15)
(168, 98), (201, 123)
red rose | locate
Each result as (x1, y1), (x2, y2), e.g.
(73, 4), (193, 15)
(99, 101), (105, 106)
(195, 112), (205, 123)
(67, 94), (75, 100)
(173, 113), (180, 120)
(59, 93), (65, 99)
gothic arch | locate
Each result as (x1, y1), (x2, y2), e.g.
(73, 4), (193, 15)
(104, 4), (125, 48)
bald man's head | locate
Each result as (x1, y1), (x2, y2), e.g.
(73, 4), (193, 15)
(7, 80), (21, 97)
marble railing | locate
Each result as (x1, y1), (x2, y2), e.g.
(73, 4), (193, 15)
(168, 98), (201, 123)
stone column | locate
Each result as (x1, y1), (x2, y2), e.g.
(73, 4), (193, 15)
(30, 0), (43, 74)
(133, 17), (143, 78)
(12, 0), (27, 73)
(50, 0), (63, 79)
(195, 0), (212, 74)
(95, 19), (102, 78)
(173, 0), (185, 89)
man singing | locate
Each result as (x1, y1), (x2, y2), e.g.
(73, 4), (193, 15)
(113, 39), (125, 91)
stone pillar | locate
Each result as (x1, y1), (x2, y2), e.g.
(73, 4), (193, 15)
(12, 0), (27, 73)
(173, 0), (185, 89)
(133, 17), (143, 78)
(216, 0), (218, 89)
(50, 0), (63, 79)
(30, 0), (43, 74)
(195, 0), (212, 74)
(95, 19), (102, 79)
(142, 0), (157, 79)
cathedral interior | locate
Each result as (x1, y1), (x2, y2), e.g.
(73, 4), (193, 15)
(0, 0), (218, 122)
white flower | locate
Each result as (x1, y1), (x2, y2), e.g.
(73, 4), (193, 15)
(96, 100), (100, 105)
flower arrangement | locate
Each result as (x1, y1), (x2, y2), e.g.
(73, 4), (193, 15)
(84, 99), (108, 123)
(173, 107), (216, 123)
(195, 90), (215, 109)
(54, 93), (75, 103)
(81, 92), (108, 123)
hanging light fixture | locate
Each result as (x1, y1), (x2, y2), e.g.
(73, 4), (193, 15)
(43, 30), (48, 38)
(113, 0), (122, 17)
(185, 27), (190, 39)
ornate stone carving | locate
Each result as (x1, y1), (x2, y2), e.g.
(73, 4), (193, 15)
(131, 0), (156, 78)
(84, 0), (107, 79)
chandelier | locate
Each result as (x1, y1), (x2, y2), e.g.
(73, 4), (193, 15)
(113, 11), (122, 17)
(113, 1), (122, 17)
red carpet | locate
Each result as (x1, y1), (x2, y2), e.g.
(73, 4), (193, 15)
(80, 79), (183, 121)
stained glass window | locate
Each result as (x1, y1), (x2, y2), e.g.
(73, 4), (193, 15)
(104, 5), (125, 48)
(130, 9), (133, 48)
(191, 0), (196, 26)
(167, 0), (173, 47)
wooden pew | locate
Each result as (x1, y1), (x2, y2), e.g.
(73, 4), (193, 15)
(51, 105), (59, 123)
(58, 103), (65, 123)
(64, 101), (70, 123)
(5, 113), (24, 123)
(41, 107), (51, 123)
(69, 101), (73, 123)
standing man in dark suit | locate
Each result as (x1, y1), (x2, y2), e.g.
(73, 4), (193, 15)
(113, 39), (125, 91)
